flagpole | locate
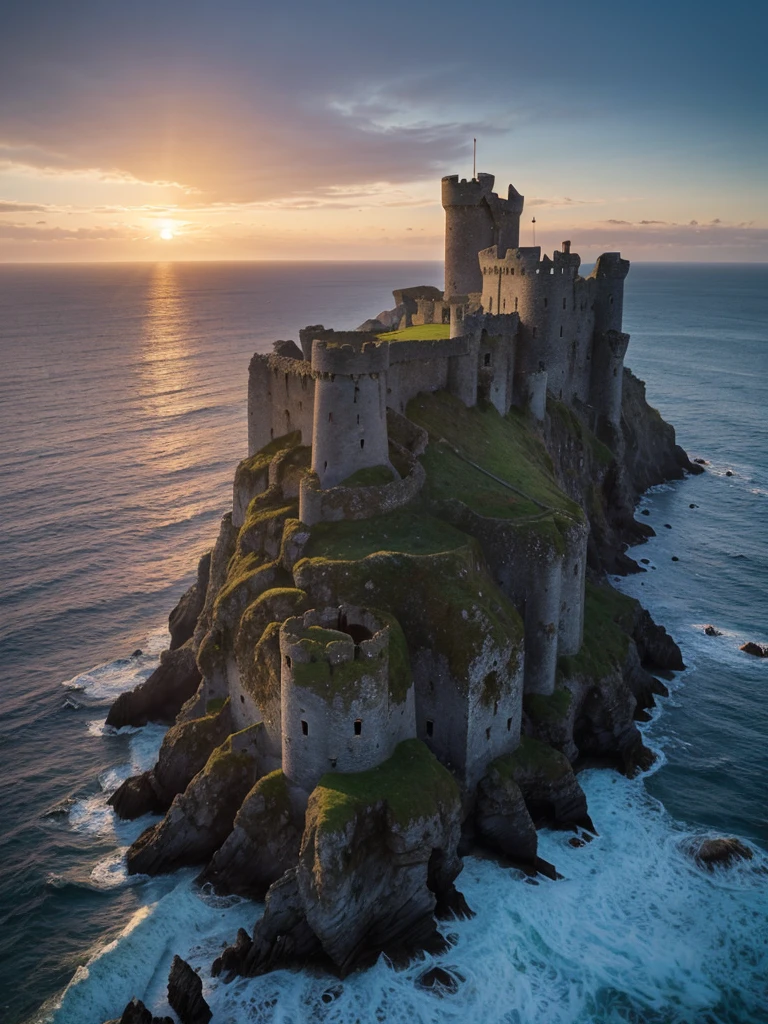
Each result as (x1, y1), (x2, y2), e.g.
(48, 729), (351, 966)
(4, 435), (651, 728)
(473, 138), (476, 179)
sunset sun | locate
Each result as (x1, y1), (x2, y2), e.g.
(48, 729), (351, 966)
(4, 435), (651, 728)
(160, 227), (174, 240)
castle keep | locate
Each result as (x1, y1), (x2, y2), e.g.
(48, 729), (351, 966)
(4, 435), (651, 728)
(229, 171), (631, 794)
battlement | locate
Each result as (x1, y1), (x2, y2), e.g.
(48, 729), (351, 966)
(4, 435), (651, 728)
(311, 332), (389, 377)
(441, 172), (497, 206)
(281, 606), (390, 669)
(589, 252), (630, 281)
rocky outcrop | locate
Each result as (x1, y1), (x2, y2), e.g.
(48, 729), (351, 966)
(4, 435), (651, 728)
(103, 998), (173, 1024)
(167, 956), (212, 1024)
(105, 642), (201, 729)
(630, 604), (684, 671)
(620, 369), (703, 495)
(126, 724), (263, 875)
(475, 762), (538, 864)
(198, 770), (305, 898)
(686, 836), (754, 870)
(740, 641), (768, 658)
(109, 700), (233, 820)
(169, 553), (210, 650)
(214, 741), (468, 979)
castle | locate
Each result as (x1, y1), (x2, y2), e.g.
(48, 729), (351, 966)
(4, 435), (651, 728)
(230, 171), (631, 794)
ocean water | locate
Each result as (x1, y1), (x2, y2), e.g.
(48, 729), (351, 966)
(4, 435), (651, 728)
(0, 261), (766, 1024)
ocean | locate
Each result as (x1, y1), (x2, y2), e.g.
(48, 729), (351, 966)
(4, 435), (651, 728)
(0, 261), (765, 1024)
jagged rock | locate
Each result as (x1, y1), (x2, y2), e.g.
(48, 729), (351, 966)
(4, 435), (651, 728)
(694, 458), (707, 465)
(169, 553), (210, 650)
(356, 318), (386, 333)
(497, 737), (594, 832)
(215, 741), (467, 979)
(704, 625), (722, 637)
(106, 642), (201, 729)
(688, 837), (754, 870)
(272, 339), (304, 360)
(109, 700), (233, 820)
(105, 997), (173, 1024)
(740, 641), (768, 657)
(198, 769), (305, 898)
(631, 605), (684, 671)
(126, 724), (263, 874)
(475, 763), (538, 865)
(167, 956), (212, 1024)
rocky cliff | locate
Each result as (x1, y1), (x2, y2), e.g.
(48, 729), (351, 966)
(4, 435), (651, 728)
(103, 362), (695, 1015)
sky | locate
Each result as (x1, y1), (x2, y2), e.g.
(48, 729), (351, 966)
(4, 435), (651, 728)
(1, 0), (766, 263)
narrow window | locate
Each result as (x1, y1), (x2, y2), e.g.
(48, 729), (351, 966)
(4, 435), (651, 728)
(324, 460), (328, 471)
(360, 438), (365, 449)
(609, 295), (614, 305)
(301, 720), (308, 736)
(613, 368), (618, 377)
(354, 719), (362, 736)
(560, 326), (564, 337)
(486, 727), (491, 740)
(240, 695), (245, 704)
(514, 297), (518, 312)
(511, 268), (515, 276)
(285, 655), (292, 668)
(484, 352), (491, 367)
(356, 414), (360, 424)
(543, 297), (548, 309)
(330, 758), (337, 768)
(563, 297), (567, 309)
(426, 719), (434, 738)
(270, 428), (274, 439)
(328, 412), (333, 422)
(507, 717), (512, 732)
(489, 297), (493, 313)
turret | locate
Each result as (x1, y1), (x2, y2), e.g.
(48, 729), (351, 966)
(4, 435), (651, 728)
(308, 331), (393, 489)
(442, 173), (524, 297)
(279, 605), (415, 792)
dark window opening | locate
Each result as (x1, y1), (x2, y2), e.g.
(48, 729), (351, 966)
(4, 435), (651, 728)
(360, 438), (365, 449)
(353, 387), (359, 404)
(426, 719), (434, 738)
(356, 414), (360, 424)
(240, 695), (245, 704)
(543, 297), (548, 308)
(484, 352), (491, 367)
(514, 297), (518, 311)
(488, 297), (493, 313)
(507, 717), (512, 732)
(270, 428), (274, 439)
(563, 297), (567, 309)
(493, 701), (499, 716)
(324, 461), (328, 471)
(609, 295), (614, 305)
(285, 655), (292, 668)
(486, 727), (491, 740)
(560, 326), (563, 337)
(301, 720), (308, 736)
(354, 719), (362, 736)
(613, 368), (618, 377)
(511, 268), (515, 276)
(330, 758), (337, 768)
(328, 412), (333, 422)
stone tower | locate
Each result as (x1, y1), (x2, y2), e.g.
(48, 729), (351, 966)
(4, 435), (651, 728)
(309, 333), (393, 489)
(442, 173), (524, 298)
(279, 605), (415, 792)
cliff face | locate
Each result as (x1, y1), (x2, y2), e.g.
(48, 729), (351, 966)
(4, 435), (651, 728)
(104, 368), (694, 1003)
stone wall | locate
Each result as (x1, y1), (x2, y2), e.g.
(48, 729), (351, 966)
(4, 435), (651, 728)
(248, 354), (315, 456)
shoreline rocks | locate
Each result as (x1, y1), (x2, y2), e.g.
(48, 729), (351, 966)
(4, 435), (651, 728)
(740, 641), (768, 657)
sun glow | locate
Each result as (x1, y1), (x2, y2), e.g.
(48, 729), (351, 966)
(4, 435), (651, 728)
(159, 227), (174, 240)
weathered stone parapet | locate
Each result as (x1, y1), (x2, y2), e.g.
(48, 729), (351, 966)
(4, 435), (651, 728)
(298, 444), (425, 527)
(279, 606), (415, 792)
(311, 334), (389, 377)
(386, 335), (468, 364)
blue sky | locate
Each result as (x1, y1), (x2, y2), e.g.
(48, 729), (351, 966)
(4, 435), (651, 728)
(1, 0), (765, 260)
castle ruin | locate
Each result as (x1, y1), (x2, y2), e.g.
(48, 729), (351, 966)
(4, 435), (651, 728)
(231, 171), (631, 793)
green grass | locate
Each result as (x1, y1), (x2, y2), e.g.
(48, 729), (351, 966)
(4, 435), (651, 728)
(557, 581), (636, 681)
(407, 392), (583, 522)
(310, 739), (459, 833)
(304, 508), (467, 562)
(493, 736), (570, 782)
(377, 324), (451, 342)
(524, 685), (573, 725)
(547, 398), (614, 467)
(339, 465), (394, 488)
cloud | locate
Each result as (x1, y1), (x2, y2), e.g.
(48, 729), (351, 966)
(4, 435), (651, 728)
(0, 200), (50, 213)
(0, 222), (128, 242)
(529, 196), (604, 208)
(561, 218), (768, 252)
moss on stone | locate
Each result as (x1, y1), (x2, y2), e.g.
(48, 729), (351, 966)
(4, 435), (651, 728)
(206, 697), (227, 714)
(495, 736), (570, 782)
(339, 465), (395, 488)
(557, 581), (634, 681)
(547, 397), (614, 467)
(524, 686), (573, 726)
(311, 739), (459, 833)
(204, 724), (261, 780)
(408, 392), (583, 522)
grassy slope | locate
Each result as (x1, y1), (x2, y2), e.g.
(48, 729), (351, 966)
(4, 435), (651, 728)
(407, 392), (582, 522)
(377, 324), (451, 342)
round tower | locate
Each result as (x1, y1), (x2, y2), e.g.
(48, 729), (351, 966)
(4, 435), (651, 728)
(280, 605), (415, 792)
(309, 334), (392, 489)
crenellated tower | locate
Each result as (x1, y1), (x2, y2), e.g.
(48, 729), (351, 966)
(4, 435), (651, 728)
(442, 173), (524, 298)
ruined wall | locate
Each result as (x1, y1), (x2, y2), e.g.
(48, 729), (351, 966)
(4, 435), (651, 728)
(248, 354), (315, 456)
